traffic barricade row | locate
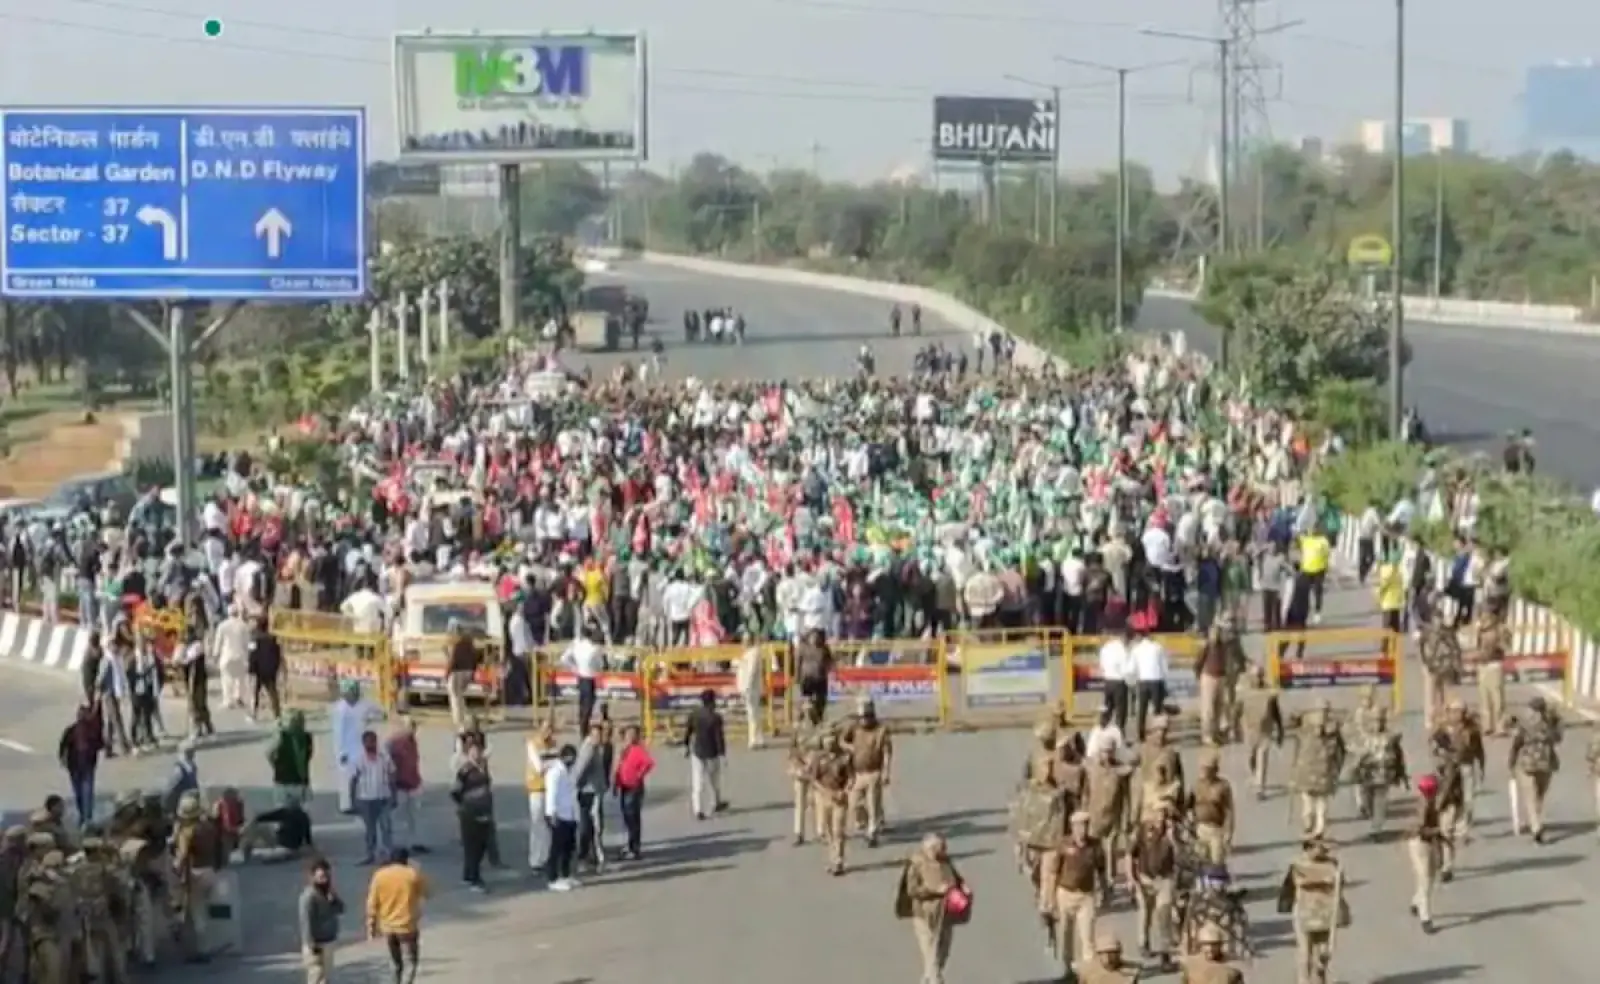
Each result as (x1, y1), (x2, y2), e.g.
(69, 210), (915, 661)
(524, 625), (1574, 741)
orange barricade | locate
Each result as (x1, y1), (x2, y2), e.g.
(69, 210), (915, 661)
(949, 629), (1063, 725)
(1266, 628), (1400, 710)
(640, 645), (785, 743)
(1457, 621), (1572, 705)
(1063, 633), (1202, 720)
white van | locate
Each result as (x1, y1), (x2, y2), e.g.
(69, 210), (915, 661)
(394, 579), (503, 698)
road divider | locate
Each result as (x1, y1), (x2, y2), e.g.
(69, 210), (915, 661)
(0, 612), (90, 674)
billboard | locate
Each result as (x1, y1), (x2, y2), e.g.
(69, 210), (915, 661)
(932, 96), (1056, 164)
(1525, 62), (1600, 144)
(393, 31), (646, 162)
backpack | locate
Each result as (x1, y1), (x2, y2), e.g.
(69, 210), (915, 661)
(1518, 717), (1557, 774)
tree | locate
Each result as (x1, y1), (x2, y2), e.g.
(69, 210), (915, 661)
(1203, 259), (1409, 404)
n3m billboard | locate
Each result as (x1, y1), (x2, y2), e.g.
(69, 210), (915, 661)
(932, 96), (1057, 164)
(393, 31), (647, 162)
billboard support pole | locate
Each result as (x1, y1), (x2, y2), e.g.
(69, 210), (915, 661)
(499, 164), (523, 335)
(1049, 84), (1061, 247)
(168, 305), (194, 548)
(120, 302), (241, 548)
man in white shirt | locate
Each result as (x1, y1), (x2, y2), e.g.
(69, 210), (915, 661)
(1096, 628), (1135, 732)
(1059, 552), (1086, 634)
(340, 580), (386, 635)
(661, 576), (697, 646)
(507, 602), (535, 704)
(560, 634), (606, 735)
(735, 633), (767, 749)
(542, 744), (582, 891)
(1130, 629), (1170, 741)
(214, 605), (252, 711)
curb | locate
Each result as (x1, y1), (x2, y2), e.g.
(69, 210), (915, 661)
(0, 611), (90, 675)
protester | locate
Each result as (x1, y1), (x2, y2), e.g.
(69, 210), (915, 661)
(297, 857), (345, 984)
(450, 737), (495, 892)
(269, 710), (315, 805)
(543, 743), (581, 891)
(612, 724), (654, 860)
(366, 847), (429, 984)
(58, 702), (104, 823)
(350, 729), (396, 865)
(386, 717), (426, 853)
(248, 617), (284, 721)
(682, 688), (729, 820)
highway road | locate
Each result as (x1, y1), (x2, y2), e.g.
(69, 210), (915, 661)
(583, 258), (956, 380)
(1142, 294), (1600, 491)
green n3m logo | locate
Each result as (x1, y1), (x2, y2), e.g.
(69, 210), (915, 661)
(454, 44), (588, 99)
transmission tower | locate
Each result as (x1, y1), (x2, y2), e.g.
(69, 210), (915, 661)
(1166, 0), (1286, 270)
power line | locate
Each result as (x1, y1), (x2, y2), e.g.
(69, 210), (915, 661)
(770, 0), (1524, 80)
(0, 9), (1171, 108)
(37, 0), (1101, 96)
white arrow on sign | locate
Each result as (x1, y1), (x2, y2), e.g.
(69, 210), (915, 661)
(134, 205), (179, 261)
(254, 208), (293, 259)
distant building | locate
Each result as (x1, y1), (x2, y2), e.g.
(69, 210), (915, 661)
(1523, 61), (1600, 156)
(1358, 118), (1470, 155)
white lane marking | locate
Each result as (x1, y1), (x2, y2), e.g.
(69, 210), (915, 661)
(0, 738), (35, 754)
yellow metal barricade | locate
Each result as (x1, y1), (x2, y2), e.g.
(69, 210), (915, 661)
(950, 629), (1062, 727)
(1062, 633), (1202, 721)
(1266, 628), (1400, 710)
(640, 645), (784, 744)
(269, 608), (395, 714)
(394, 634), (504, 723)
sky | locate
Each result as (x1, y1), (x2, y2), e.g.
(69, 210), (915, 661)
(0, 0), (1594, 185)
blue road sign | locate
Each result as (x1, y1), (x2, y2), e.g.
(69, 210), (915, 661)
(0, 106), (366, 300)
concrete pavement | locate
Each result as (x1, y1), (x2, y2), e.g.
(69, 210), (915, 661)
(1142, 294), (1600, 490)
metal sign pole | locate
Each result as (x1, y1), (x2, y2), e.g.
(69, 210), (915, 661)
(499, 164), (522, 334)
(368, 308), (383, 396)
(437, 279), (451, 353)
(419, 287), (433, 372)
(396, 293), (410, 382)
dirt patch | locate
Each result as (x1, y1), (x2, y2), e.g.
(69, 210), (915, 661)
(0, 411), (125, 498)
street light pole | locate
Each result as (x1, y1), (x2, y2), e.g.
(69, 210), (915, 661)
(1390, 0), (1408, 438)
(1053, 56), (1185, 330)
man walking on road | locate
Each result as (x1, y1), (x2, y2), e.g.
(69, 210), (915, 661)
(682, 689), (729, 820)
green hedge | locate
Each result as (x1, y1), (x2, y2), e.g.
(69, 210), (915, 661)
(1317, 443), (1600, 641)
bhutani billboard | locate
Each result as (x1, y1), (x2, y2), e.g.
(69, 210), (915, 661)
(932, 96), (1056, 164)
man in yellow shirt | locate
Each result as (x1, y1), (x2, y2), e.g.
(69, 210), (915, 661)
(1297, 527), (1332, 625)
(367, 847), (429, 984)
(1375, 553), (1405, 634)
(579, 559), (611, 640)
